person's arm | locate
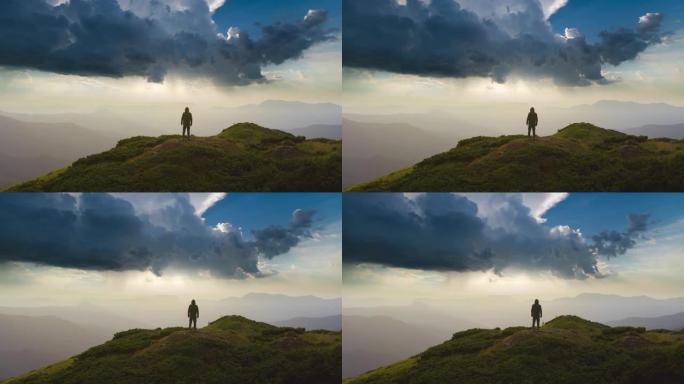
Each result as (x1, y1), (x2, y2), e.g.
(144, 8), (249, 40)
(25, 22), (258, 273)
(197, 306), (199, 318)
(188, 306), (191, 317)
(540, 306), (542, 318)
(190, 114), (193, 126)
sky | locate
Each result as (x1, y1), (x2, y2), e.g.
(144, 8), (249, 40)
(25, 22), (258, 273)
(0, 0), (341, 117)
(343, 193), (684, 308)
(0, 193), (342, 308)
(343, 0), (684, 114)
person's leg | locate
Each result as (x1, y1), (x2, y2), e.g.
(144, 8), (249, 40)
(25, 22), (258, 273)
(188, 317), (191, 329)
(528, 126), (531, 137)
(192, 318), (197, 329)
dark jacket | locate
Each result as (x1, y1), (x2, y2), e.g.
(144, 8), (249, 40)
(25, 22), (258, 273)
(531, 303), (542, 318)
(526, 111), (538, 127)
(181, 111), (193, 127)
(188, 303), (199, 318)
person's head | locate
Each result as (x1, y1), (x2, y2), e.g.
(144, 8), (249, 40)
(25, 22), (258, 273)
(534, 299), (539, 304)
(191, 299), (196, 304)
(185, 107), (190, 112)
(530, 107), (535, 112)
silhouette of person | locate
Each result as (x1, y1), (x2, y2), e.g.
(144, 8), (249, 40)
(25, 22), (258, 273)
(181, 107), (193, 137)
(188, 299), (199, 329)
(531, 299), (542, 330)
(526, 107), (538, 138)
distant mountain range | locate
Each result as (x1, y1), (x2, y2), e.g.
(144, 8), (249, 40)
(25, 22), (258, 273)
(624, 123), (684, 139)
(558, 100), (684, 130)
(291, 124), (342, 140)
(215, 293), (342, 324)
(608, 312), (684, 331)
(211, 100), (341, 132)
(273, 315), (341, 331)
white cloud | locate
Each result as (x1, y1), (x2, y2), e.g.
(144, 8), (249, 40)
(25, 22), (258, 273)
(564, 27), (582, 40)
(539, 0), (568, 19)
(206, 0), (226, 12)
(191, 193), (227, 216)
(523, 193), (569, 223)
(460, 193), (568, 223)
(214, 222), (236, 233)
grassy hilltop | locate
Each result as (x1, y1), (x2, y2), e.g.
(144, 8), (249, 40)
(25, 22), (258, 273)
(6, 123), (341, 192)
(345, 316), (684, 384)
(3, 315), (341, 384)
(349, 123), (684, 192)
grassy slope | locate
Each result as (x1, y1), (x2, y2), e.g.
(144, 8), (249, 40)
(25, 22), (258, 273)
(6, 123), (341, 192)
(3, 315), (341, 384)
(349, 123), (684, 191)
(345, 315), (684, 384)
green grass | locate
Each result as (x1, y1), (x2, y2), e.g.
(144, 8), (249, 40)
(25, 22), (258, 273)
(345, 315), (684, 384)
(348, 123), (684, 191)
(2, 315), (341, 384)
(6, 123), (341, 192)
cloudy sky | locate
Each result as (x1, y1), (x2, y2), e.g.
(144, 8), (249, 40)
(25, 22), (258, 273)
(0, 0), (341, 115)
(343, 0), (684, 114)
(343, 193), (684, 307)
(0, 193), (341, 307)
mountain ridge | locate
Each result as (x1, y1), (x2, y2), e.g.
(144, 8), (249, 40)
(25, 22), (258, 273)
(348, 122), (684, 191)
(6, 122), (341, 192)
(345, 315), (684, 384)
(2, 315), (341, 384)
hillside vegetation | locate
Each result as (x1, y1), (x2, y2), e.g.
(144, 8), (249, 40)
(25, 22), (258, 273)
(345, 315), (684, 384)
(3, 315), (341, 384)
(349, 123), (684, 191)
(6, 123), (341, 192)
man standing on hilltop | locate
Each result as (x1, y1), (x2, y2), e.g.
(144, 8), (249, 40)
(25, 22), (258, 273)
(531, 299), (542, 330)
(526, 107), (538, 138)
(188, 299), (199, 330)
(181, 107), (193, 138)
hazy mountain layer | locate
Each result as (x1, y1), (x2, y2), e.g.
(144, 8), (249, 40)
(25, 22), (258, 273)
(0, 315), (110, 380)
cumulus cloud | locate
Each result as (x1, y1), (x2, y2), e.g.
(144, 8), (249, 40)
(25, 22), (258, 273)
(0, 193), (315, 278)
(0, 0), (334, 85)
(343, 193), (649, 279)
(343, 0), (664, 86)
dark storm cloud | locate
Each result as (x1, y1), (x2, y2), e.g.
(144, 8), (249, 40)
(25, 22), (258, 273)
(253, 209), (316, 258)
(343, 193), (648, 279)
(591, 213), (650, 258)
(0, 193), (315, 278)
(0, 0), (334, 84)
(343, 0), (664, 86)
